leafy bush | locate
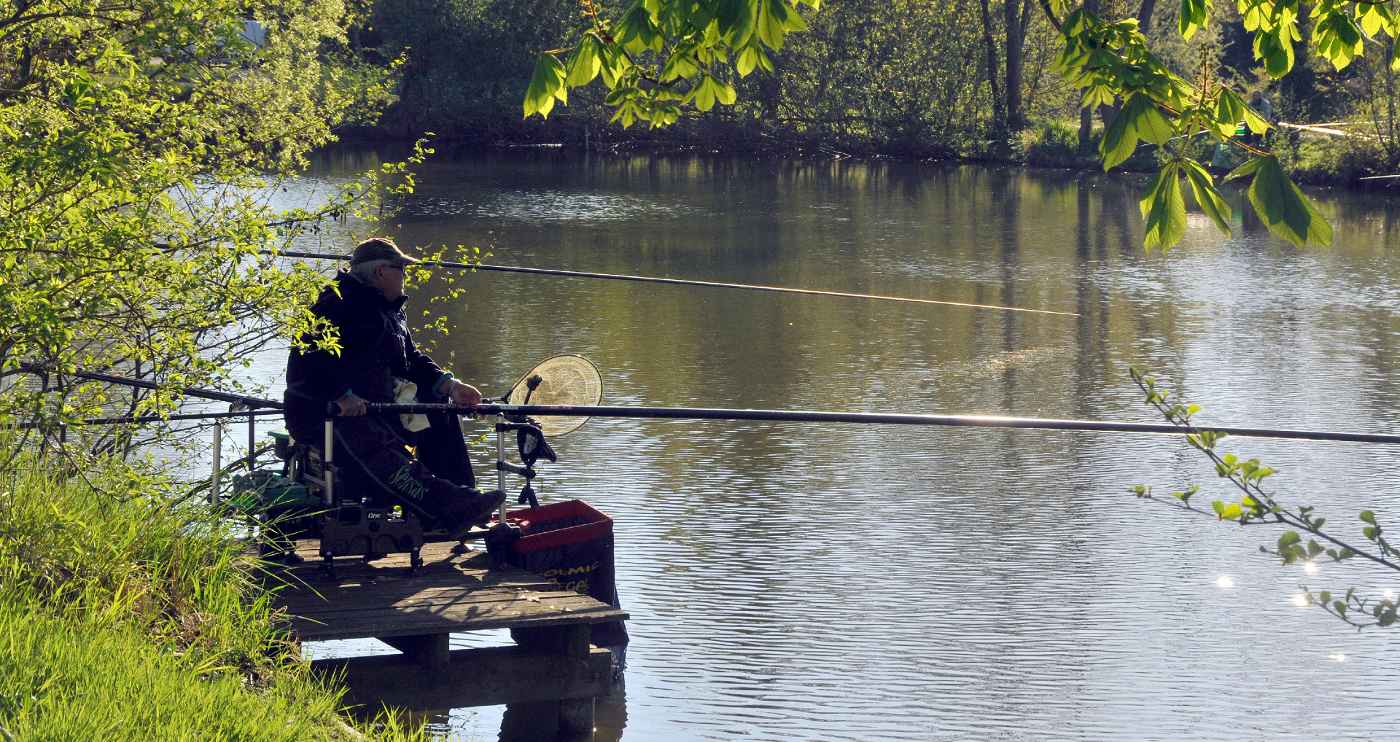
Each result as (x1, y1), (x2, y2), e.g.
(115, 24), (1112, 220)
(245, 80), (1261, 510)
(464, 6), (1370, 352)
(1284, 133), (1397, 185)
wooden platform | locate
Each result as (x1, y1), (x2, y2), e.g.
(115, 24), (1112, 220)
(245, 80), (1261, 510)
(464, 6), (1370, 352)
(267, 539), (628, 738)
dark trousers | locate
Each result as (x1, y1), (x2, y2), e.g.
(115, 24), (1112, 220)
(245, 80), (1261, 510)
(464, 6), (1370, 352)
(291, 408), (477, 526)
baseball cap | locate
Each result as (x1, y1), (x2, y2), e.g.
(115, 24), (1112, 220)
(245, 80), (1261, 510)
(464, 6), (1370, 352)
(349, 237), (418, 267)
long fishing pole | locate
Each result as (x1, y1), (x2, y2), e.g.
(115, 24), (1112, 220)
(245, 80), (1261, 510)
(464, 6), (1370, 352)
(16, 363), (282, 409)
(24, 368), (1400, 446)
(12, 409), (285, 429)
(355, 402), (1400, 446)
(275, 250), (1078, 317)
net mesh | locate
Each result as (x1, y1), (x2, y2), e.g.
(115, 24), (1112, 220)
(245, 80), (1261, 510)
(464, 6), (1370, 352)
(505, 355), (602, 436)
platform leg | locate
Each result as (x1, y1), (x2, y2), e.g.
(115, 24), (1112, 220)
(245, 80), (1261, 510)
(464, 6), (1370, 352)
(558, 696), (595, 740)
(501, 700), (560, 740)
(380, 633), (449, 669)
(511, 625), (595, 739)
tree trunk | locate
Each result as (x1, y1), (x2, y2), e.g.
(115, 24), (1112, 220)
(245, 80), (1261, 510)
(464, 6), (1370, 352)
(979, 0), (1003, 130)
(1078, 0), (1099, 151)
(1004, 0), (1032, 132)
(1136, 0), (1157, 35)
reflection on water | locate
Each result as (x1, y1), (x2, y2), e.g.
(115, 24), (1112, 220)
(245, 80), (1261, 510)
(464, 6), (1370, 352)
(278, 149), (1400, 740)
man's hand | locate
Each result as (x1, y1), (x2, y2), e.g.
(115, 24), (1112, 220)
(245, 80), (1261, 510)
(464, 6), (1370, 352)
(446, 379), (482, 409)
(335, 391), (368, 416)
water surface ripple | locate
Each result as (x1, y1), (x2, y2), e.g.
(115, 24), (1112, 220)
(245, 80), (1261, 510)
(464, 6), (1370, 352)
(282, 151), (1400, 741)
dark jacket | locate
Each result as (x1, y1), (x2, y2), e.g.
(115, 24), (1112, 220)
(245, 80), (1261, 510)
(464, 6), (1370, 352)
(284, 271), (450, 436)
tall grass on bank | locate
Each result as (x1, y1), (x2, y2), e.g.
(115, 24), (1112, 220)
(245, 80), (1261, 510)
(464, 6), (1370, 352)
(0, 447), (420, 740)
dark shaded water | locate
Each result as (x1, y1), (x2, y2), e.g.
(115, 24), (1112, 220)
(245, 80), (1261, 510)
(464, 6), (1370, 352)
(261, 150), (1400, 740)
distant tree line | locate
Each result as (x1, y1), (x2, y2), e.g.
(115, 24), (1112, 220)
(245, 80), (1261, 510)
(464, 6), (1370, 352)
(347, 0), (1397, 166)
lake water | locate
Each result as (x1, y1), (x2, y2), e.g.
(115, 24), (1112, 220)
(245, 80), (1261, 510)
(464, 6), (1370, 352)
(256, 148), (1400, 740)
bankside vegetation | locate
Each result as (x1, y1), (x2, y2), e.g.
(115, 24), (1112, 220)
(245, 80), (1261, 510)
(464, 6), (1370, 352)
(0, 0), (431, 735)
(0, 0), (409, 445)
(354, 2), (1399, 185)
(521, 0), (1400, 251)
(0, 443), (421, 738)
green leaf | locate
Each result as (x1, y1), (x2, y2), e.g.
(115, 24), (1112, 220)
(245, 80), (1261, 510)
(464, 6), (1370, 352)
(659, 50), (700, 83)
(600, 45), (631, 88)
(1245, 156), (1333, 247)
(1139, 162), (1186, 251)
(717, 0), (757, 47)
(1361, 510), (1377, 525)
(1314, 10), (1364, 71)
(1100, 93), (1173, 170)
(1224, 154), (1265, 182)
(1178, 0), (1212, 40)
(1278, 531), (1302, 549)
(758, 0), (788, 49)
(1081, 83), (1114, 109)
(737, 45), (759, 77)
(1253, 22), (1298, 78)
(1182, 159), (1232, 236)
(523, 54), (566, 119)
(1359, 5), (1386, 37)
(692, 75), (717, 112)
(617, 4), (660, 55)
(715, 79), (737, 105)
(565, 34), (603, 87)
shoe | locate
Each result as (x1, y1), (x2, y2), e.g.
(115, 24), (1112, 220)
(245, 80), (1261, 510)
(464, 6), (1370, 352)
(442, 488), (507, 539)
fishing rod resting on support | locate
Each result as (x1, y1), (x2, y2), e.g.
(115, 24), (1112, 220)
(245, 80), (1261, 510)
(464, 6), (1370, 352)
(358, 401), (1400, 447)
(20, 360), (1400, 580)
(17, 362), (1400, 446)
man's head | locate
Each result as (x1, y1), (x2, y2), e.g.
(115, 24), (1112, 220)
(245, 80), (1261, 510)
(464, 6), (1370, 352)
(349, 237), (417, 300)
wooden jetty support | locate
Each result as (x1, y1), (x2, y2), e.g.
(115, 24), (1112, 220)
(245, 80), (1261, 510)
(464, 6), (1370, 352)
(268, 539), (628, 738)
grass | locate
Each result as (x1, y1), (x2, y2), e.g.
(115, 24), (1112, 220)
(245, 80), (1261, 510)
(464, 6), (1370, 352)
(0, 446), (423, 740)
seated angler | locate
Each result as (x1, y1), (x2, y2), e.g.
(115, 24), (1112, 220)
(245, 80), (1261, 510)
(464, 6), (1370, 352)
(283, 237), (503, 535)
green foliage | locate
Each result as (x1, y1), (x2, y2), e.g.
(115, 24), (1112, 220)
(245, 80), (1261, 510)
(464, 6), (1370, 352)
(1101, 93), (1175, 170)
(523, 0), (820, 127)
(1140, 161), (1188, 250)
(1179, 0), (1215, 40)
(530, 1), (1400, 249)
(1226, 154), (1334, 245)
(1128, 367), (1400, 629)
(1283, 129), (1398, 184)
(1024, 120), (1101, 166)
(0, 445), (422, 738)
(0, 0), (415, 451)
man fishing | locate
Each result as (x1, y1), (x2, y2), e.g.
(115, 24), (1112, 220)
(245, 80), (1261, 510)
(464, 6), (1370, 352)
(283, 237), (503, 535)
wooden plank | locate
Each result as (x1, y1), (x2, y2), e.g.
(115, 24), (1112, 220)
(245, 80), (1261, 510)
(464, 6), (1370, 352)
(314, 645), (613, 710)
(287, 595), (608, 629)
(277, 586), (587, 615)
(511, 624), (591, 655)
(275, 580), (576, 607)
(290, 601), (625, 642)
(270, 537), (626, 642)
